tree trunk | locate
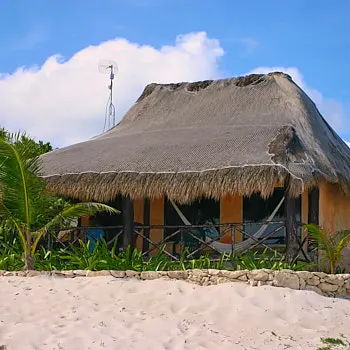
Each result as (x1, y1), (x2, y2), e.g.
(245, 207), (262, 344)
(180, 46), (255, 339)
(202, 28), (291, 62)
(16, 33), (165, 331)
(23, 251), (34, 270)
(23, 231), (34, 270)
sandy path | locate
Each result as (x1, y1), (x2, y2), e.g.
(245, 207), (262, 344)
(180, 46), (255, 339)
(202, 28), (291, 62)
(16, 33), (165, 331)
(0, 276), (349, 349)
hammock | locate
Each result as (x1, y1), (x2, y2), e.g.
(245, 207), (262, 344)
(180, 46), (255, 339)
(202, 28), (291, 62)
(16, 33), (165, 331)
(170, 196), (285, 254)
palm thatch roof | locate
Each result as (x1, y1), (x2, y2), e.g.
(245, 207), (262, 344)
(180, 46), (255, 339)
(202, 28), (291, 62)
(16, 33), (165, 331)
(39, 72), (350, 203)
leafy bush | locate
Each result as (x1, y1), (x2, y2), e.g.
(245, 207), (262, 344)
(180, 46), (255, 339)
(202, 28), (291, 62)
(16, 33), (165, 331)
(0, 235), (313, 272)
(0, 236), (24, 270)
(234, 249), (310, 271)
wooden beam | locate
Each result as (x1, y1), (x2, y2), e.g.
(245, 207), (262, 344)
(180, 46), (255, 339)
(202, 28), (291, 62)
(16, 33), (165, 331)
(122, 196), (135, 251)
(142, 198), (150, 253)
(308, 187), (319, 225)
(284, 180), (299, 262)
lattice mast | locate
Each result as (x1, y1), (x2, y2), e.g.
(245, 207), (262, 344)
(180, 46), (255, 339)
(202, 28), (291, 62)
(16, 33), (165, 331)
(98, 60), (118, 131)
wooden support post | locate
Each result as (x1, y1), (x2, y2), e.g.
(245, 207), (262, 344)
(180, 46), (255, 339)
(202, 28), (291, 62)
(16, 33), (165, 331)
(142, 199), (150, 253)
(307, 186), (320, 266)
(308, 187), (319, 225)
(285, 181), (299, 262)
(122, 196), (135, 251)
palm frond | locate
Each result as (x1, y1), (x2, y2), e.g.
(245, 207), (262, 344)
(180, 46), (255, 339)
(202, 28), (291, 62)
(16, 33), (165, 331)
(332, 230), (350, 263)
(0, 135), (46, 231)
(0, 209), (26, 250)
(305, 224), (350, 274)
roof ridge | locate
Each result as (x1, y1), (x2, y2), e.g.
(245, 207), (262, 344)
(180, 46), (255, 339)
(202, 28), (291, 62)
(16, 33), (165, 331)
(136, 72), (293, 102)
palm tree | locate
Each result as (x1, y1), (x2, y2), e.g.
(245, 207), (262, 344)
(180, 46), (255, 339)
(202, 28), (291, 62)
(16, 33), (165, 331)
(305, 224), (350, 274)
(0, 133), (118, 270)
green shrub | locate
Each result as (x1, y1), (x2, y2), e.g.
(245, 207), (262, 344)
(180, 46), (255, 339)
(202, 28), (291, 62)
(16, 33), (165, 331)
(0, 235), (313, 272)
(234, 248), (310, 271)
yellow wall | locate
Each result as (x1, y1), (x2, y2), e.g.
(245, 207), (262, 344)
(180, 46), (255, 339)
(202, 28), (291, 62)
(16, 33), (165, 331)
(319, 182), (350, 270)
(319, 182), (350, 232)
(81, 215), (90, 226)
(220, 194), (243, 243)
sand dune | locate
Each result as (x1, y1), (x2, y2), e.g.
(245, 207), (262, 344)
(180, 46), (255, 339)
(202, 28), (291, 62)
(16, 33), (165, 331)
(0, 276), (349, 349)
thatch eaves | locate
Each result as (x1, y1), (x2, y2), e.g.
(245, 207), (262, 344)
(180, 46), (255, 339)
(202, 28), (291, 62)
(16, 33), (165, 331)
(39, 72), (350, 203)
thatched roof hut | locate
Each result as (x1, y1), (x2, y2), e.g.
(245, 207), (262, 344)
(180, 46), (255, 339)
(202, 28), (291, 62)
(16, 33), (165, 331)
(40, 72), (350, 203)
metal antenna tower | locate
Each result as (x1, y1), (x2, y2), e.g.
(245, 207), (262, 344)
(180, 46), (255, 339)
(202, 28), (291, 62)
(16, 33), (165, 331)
(98, 60), (118, 131)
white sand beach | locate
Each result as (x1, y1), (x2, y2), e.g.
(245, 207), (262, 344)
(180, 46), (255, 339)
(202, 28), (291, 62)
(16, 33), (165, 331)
(0, 276), (349, 350)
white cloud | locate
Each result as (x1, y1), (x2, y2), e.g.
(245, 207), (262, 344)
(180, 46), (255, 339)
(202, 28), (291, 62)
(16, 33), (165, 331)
(247, 66), (346, 132)
(0, 32), (224, 147)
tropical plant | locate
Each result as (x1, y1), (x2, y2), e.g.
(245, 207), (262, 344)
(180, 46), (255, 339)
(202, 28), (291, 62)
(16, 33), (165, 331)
(305, 224), (350, 274)
(0, 236), (24, 270)
(234, 248), (310, 271)
(0, 133), (118, 270)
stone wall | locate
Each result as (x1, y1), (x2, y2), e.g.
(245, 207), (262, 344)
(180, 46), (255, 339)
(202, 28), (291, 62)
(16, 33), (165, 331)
(1, 269), (350, 297)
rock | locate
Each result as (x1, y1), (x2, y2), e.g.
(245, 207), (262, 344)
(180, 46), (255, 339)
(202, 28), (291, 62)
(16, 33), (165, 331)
(307, 276), (320, 286)
(273, 271), (300, 290)
(238, 274), (248, 281)
(191, 269), (208, 277)
(201, 277), (210, 285)
(299, 278), (306, 290)
(296, 271), (313, 280)
(157, 271), (169, 276)
(249, 280), (258, 287)
(344, 278), (350, 290)
(125, 270), (140, 278)
(208, 269), (220, 276)
(202, 279), (211, 287)
(109, 271), (126, 278)
(188, 269), (207, 283)
(248, 269), (270, 282)
(219, 270), (248, 280)
(16, 271), (28, 277)
(26, 270), (43, 277)
(4, 272), (14, 277)
(305, 285), (324, 296)
(140, 271), (161, 280)
(50, 271), (67, 278)
(167, 271), (188, 280)
(86, 270), (111, 277)
(323, 275), (345, 286)
(0, 270), (5, 276)
(73, 270), (87, 277)
(314, 272), (327, 279)
(318, 282), (339, 293)
(58, 270), (75, 278)
(211, 276), (231, 285)
(336, 287), (348, 297)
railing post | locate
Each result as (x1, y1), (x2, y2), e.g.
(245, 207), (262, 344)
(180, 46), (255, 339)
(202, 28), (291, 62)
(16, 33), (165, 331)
(230, 224), (235, 256)
(122, 196), (135, 251)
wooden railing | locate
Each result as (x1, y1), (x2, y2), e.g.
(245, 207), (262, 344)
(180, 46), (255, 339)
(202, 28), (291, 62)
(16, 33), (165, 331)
(47, 221), (313, 262)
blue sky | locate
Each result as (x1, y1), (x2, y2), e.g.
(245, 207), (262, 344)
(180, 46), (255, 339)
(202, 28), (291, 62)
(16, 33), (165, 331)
(1, 0), (350, 146)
